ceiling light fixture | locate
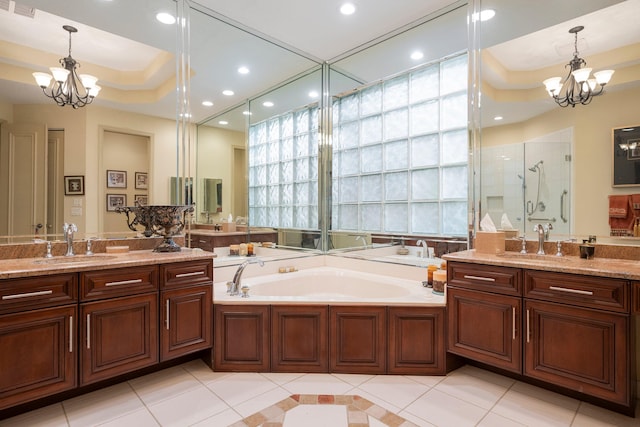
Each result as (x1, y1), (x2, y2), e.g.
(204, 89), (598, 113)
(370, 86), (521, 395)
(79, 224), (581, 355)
(32, 25), (100, 109)
(340, 3), (356, 15)
(471, 9), (495, 22)
(218, 120), (229, 125)
(543, 26), (614, 108)
(410, 51), (424, 61)
(237, 66), (250, 75)
(263, 101), (274, 107)
(222, 90), (234, 96)
(202, 101), (213, 107)
(156, 12), (176, 25)
(308, 90), (319, 98)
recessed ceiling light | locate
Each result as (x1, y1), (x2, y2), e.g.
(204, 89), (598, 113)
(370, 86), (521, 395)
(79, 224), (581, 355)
(156, 12), (176, 25)
(218, 120), (229, 125)
(340, 3), (356, 15)
(179, 113), (192, 118)
(222, 90), (234, 96)
(237, 66), (250, 75)
(471, 9), (495, 22)
(242, 111), (252, 116)
(494, 116), (503, 121)
(202, 101), (213, 107)
(308, 90), (319, 98)
(263, 101), (274, 107)
(410, 51), (424, 61)
(622, 128), (635, 132)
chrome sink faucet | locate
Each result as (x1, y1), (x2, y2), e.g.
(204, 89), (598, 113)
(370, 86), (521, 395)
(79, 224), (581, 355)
(63, 223), (77, 257)
(229, 257), (264, 296)
(533, 223), (553, 255)
(416, 239), (428, 258)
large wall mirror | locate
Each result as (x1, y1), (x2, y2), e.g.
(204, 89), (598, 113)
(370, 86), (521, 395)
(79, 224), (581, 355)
(476, 0), (640, 241)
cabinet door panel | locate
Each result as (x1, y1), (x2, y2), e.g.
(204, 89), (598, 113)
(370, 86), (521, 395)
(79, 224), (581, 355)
(214, 305), (269, 371)
(525, 300), (630, 406)
(272, 305), (328, 373)
(330, 306), (385, 374)
(388, 307), (445, 375)
(0, 305), (76, 410)
(161, 285), (212, 361)
(447, 287), (521, 373)
(81, 293), (158, 385)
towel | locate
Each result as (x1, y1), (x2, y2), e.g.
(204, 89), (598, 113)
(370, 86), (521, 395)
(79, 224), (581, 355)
(608, 195), (630, 218)
(500, 213), (514, 230)
(480, 213), (496, 232)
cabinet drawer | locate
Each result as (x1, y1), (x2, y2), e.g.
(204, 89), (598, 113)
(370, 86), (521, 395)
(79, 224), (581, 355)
(633, 282), (640, 314)
(80, 265), (158, 301)
(447, 262), (522, 296)
(160, 260), (213, 290)
(524, 270), (628, 313)
(0, 274), (77, 314)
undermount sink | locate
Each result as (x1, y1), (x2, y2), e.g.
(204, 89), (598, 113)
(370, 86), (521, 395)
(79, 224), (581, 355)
(496, 252), (572, 262)
(33, 254), (117, 265)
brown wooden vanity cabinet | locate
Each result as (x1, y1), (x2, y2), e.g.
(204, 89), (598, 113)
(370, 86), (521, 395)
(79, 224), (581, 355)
(159, 261), (212, 361)
(447, 263), (522, 373)
(79, 267), (159, 385)
(0, 274), (77, 410)
(272, 305), (328, 372)
(523, 270), (632, 409)
(447, 261), (635, 414)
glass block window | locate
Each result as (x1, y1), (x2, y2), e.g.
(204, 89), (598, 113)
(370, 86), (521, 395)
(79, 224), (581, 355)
(248, 105), (319, 230)
(332, 53), (468, 236)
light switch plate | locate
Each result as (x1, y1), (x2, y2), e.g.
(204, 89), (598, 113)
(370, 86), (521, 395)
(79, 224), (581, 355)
(71, 207), (82, 216)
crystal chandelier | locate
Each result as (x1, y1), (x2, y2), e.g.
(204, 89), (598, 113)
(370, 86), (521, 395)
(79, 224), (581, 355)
(542, 26), (614, 108)
(32, 25), (101, 109)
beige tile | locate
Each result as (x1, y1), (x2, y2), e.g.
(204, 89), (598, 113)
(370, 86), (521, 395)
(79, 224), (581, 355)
(0, 403), (68, 427)
(434, 366), (512, 409)
(404, 388), (488, 427)
(477, 412), (527, 427)
(182, 359), (233, 384)
(356, 375), (431, 408)
(352, 389), (402, 414)
(96, 408), (159, 426)
(190, 408), (244, 426)
(396, 410), (437, 427)
(147, 385), (229, 427)
(282, 404), (347, 427)
(331, 372), (375, 386)
(281, 374), (354, 395)
(260, 372), (305, 385)
(63, 382), (144, 427)
(491, 381), (579, 427)
(402, 374), (445, 388)
(571, 401), (639, 427)
(233, 387), (292, 418)
(206, 372), (279, 407)
(128, 365), (202, 405)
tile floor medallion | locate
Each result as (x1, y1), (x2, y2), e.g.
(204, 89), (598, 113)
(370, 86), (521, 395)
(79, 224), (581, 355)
(230, 394), (417, 427)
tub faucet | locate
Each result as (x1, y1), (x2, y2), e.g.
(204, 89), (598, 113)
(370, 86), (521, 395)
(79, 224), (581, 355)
(416, 239), (428, 258)
(63, 223), (77, 257)
(229, 257), (264, 296)
(534, 223), (552, 255)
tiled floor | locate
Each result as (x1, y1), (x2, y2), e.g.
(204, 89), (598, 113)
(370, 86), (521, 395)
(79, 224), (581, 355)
(1, 360), (638, 427)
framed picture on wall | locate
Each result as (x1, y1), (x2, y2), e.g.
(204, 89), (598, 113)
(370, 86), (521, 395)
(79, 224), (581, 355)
(107, 170), (127, 188)
(134, 194), (148, 206)
(612, 125), (640, 186)
(135, 172), (148, 190)
(64, 175), (84, 195)
(106, 194), (126, 211)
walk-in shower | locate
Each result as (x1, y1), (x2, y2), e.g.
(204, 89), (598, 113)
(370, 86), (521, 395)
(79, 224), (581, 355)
(526, 160), (544, 215)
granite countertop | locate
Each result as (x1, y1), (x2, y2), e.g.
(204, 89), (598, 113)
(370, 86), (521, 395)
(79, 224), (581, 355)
(0, 248), (214, 280)
(443, 250), (640, 280)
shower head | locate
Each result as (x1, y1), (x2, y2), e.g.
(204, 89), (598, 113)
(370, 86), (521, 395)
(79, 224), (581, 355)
(528, 160), (543, 172)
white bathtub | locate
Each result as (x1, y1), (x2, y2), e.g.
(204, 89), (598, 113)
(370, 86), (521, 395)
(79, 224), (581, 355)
(214, 266), (444, 306)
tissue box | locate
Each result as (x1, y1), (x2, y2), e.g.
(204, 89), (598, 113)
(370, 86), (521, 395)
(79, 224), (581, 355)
(475, 231), (505, 254)
(221, 222), (236, 232)
(498, 229), (518, 239)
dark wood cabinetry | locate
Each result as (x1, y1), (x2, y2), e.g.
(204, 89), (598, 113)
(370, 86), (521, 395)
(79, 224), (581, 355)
(0, 305), (76, 410)
(330, 306), (385, 374)
(80, 293), (158, 385)
(447, 261), (635, 414)
(189, 231), (278, 252)
(448, 287), (521, 373)
(160, 261), (212, 361)
(388, 307), (445, 375)
(213, 304), (270, 371)
(272, 305), (328, 372)
(0, 257), (213, 413)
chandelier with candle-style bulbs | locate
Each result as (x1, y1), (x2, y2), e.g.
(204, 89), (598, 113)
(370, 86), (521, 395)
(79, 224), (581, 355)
(542, 26), (614, 108)
(32, 25), (101, 109)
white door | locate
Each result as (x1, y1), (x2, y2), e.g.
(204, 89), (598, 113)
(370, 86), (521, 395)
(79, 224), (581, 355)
(0, 123), (48, 238)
